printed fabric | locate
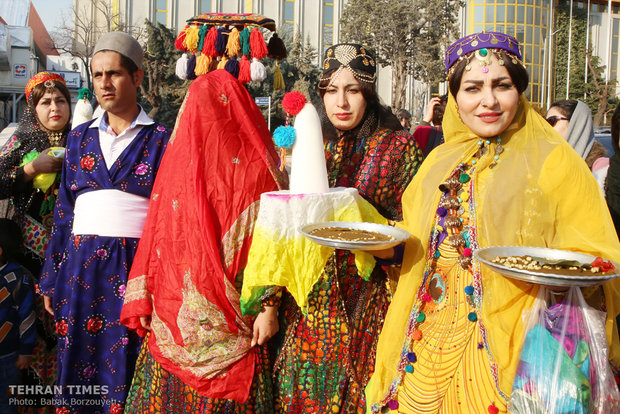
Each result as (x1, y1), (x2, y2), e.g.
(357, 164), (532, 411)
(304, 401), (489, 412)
(39, 121), (170, 414)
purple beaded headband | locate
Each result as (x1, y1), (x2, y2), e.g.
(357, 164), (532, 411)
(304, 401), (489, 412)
(445, 32), (523, 77)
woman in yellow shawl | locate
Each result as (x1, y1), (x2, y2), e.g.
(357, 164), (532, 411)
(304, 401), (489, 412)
(366, 32), (620, 413)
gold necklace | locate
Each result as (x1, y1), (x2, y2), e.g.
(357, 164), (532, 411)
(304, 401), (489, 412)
(47, 131), (63, 147)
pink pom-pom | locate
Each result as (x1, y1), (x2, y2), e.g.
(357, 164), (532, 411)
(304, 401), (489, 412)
(422, 293), (432, 303)
(282, 91), (306, 115)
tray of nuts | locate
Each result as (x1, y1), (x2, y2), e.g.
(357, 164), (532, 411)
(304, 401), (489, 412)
(473, 246), (620, 287)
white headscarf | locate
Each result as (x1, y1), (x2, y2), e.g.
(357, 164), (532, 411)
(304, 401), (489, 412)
(565, 100), (595, 160)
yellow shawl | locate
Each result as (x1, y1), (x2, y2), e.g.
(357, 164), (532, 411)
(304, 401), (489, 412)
(366, 94), (620, 407)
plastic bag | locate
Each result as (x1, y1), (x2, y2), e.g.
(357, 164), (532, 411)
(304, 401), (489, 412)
(20, 147), (64, 192)
(510, 286), (620, 414)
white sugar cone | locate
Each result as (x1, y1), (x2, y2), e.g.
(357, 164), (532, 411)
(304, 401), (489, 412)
(289, 102), (329, 194)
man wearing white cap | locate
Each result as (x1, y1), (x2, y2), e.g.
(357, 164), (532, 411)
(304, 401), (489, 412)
(39, 31), (170, 413)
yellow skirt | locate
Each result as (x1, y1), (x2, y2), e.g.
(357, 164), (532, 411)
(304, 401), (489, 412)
(397, 240), (507, 413)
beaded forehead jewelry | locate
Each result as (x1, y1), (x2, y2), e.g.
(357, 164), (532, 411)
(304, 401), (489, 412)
(320, 43), (376, 88)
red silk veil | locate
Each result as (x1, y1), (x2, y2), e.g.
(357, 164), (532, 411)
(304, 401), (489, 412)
(121, 70), (285, 401)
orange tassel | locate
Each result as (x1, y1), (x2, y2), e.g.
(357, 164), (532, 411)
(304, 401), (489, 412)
(217, 57), (228, 70)
(225, 27), (241, 57)
(279, 147), (287, 171)
(195, 54), (212, 76)
(184, 25), (200, 53)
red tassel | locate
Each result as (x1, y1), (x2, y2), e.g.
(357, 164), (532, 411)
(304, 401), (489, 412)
(175, 26), (188, 51)
(238, 55), (252, 84)
(250, 27), (268, 59)
(202, 26), (218, 57)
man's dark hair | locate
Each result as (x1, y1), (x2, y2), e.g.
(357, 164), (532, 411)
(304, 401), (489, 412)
(433, 94), (448, 125)
(91, 51), (140, 76)
(119, 53), (139, 76)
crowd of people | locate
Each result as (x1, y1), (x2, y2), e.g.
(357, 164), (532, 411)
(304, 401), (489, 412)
(0, 26), (619, 414)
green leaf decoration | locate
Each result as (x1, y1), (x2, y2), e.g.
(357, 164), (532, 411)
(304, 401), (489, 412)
(529, 256), (591, 269)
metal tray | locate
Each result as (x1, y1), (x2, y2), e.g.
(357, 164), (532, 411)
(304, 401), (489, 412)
(474, 246), (620, 287)
(299, 221), (410, 251)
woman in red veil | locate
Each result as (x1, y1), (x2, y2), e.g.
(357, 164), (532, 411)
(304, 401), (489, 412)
(121, 69), (287, 412)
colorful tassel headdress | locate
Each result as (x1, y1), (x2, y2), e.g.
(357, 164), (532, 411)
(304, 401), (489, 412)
(174, 13), (286, 87)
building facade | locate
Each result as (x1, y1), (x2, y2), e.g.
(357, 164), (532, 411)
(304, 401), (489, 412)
(465, 0), (620, 109)
(81, 0), (620, 116)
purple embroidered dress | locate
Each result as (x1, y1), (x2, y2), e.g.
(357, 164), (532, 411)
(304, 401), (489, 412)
(39, 121), (169, 413)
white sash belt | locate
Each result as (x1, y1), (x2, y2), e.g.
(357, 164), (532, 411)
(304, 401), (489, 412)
(73, 190), (150, 238)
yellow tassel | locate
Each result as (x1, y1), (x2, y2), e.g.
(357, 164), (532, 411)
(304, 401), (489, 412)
(217, 57), (228, 70)
(225, 27), (241, 57)
(184, 25), (200, 53)
(279, 147), (287, 171)
(195, 54), (212, 76)
(273, 61), (285, 91)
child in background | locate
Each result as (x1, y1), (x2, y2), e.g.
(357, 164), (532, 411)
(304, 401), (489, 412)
(0, 218), (35, 414)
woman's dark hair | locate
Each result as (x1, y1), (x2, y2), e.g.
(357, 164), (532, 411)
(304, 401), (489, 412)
(549, 99), (578, 119)
(29, 80), (72, 109)
(448, 49), (529, 98)
(612, 104), (620, 154)
(318, 68), (402, 139)
(0, 219), (22, 262)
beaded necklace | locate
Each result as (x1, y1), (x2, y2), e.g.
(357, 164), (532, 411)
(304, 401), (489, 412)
(379, 138), (507, 413)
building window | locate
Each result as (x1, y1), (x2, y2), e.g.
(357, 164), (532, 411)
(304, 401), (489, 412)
(283, 0), (295, 35)
(199, 0), (211, 13)
(323, 1), (334, 51)
(156, 0), (168, 25)
(612, 18), (619, 82)
(468, 0), (550, 106)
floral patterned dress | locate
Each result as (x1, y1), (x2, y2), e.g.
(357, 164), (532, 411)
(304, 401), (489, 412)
(39, 121), (169, 414)
(274, 127), (423, 413)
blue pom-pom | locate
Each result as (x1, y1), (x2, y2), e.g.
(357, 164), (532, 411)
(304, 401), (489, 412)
(273, 125), (296, 148)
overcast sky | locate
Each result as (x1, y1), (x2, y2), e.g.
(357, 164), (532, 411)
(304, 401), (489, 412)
(31, 0), (73, 33)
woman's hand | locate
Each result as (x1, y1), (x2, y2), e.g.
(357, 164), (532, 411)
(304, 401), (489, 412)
(251, 306), (279, 347)
(23, 148), (63, 179)
(43, 295), (53, 316)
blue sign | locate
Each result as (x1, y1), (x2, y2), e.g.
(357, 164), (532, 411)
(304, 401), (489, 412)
(13, 64), (27, 78)
(255, 96), (270, 105)
(52, 71), (81, 89)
